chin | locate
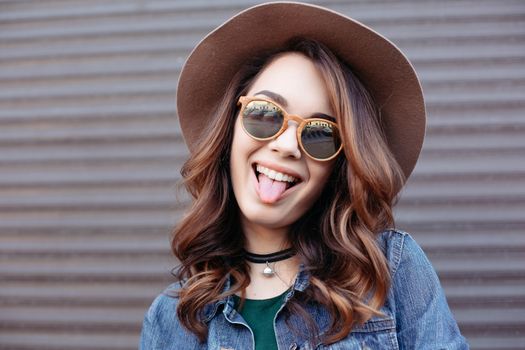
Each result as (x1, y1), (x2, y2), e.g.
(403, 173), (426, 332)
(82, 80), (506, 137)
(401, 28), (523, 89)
(239, 203), (298, 229)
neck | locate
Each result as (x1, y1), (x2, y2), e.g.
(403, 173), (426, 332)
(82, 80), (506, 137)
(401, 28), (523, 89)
(239, 215), (301, 299)
(240, 215), (291, 254)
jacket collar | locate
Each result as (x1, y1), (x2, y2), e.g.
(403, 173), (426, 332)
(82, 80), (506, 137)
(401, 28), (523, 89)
(202, 263), (309, 322)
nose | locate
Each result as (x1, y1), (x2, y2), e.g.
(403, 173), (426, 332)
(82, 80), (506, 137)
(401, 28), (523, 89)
(268, 120), (302, 159)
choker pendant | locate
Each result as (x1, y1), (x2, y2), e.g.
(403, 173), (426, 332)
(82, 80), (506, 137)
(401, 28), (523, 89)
(262, 262), (275, 277)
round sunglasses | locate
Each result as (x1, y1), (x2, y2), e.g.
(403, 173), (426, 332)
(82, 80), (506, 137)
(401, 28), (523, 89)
(237, 96), (343, 161)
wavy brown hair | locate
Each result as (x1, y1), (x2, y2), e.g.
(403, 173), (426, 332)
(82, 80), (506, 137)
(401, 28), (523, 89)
(171, 37), (405, 344)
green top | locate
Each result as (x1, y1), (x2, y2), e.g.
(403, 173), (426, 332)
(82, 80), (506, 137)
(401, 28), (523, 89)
(233, 290), (289, 350)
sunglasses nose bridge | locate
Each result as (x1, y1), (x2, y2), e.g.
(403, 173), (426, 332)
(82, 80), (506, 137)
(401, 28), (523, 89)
(284, 112), (308, 145)
(286, 114), (305, 125)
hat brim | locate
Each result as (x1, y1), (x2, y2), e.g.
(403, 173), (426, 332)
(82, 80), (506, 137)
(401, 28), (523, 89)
(176, 1), (426, 186)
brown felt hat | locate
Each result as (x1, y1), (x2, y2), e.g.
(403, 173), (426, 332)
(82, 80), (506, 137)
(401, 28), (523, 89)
(176, 1), (426, 187)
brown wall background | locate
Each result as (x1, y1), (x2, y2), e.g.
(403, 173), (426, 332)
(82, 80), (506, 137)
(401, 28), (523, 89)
(0, 0), (524, 349)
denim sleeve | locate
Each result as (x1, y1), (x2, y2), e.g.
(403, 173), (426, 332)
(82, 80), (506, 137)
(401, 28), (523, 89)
(392, 232), (469, 349)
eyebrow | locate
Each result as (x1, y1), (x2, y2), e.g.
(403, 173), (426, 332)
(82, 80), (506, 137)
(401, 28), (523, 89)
(254, 90), (336, 122)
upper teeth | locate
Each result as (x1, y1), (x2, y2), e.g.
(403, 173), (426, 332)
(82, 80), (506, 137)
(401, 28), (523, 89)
(256, 164), (297, 183)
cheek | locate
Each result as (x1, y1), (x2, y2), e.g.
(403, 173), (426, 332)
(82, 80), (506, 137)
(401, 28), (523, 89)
(229, 117), (260, 192)
(230, 117), (256, 163)
(304, 160), (335, 200)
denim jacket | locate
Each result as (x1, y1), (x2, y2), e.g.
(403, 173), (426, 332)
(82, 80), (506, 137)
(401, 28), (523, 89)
(140, 229), (469, 349)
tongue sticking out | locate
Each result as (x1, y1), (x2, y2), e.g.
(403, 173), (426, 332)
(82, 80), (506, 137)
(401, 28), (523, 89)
(258, 173), (288, 203)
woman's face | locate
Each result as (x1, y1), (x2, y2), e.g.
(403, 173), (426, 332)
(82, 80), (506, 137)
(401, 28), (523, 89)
(230, 52), (337, 231)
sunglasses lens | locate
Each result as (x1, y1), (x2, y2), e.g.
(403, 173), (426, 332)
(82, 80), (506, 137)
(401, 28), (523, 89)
(242, 100), (284, 138)
(301, 120), (342, 159)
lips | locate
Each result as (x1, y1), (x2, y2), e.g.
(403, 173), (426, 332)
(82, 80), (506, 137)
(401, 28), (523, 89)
(252, 162), (302, 203)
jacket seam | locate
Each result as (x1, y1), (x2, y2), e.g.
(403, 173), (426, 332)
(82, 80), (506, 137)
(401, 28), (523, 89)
(384, 228), (406, 280)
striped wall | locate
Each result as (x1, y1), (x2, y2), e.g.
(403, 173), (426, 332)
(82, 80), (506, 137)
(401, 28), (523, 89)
(0, 0), (524, 349)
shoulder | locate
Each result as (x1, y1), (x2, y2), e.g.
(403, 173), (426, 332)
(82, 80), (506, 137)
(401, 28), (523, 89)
(376, 228), (446, 305)
(144, 281), (182, 321)
(376, 228), (470, 348)
(376, 227), (429, 278)
(140, 281), (203, 350)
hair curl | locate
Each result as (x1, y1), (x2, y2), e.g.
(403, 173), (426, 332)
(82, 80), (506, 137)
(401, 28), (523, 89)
(171, 37), (405, 344)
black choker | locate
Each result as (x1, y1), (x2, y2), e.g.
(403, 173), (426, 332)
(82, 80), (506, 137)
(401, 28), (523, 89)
(244, 248), (296, 278)
(244, 248), (296, 263)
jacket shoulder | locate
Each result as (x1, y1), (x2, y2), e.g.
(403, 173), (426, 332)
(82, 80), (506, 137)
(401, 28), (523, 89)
(376, 228), (427, 278)
(377, 227), (452, 281)
(140, 281), (203, 349)
(377, 228), (469, 348)
(146, 281), (183, 320)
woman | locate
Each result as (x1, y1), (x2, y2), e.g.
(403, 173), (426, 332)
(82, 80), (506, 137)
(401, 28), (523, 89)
(140, 2), (469, 349)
